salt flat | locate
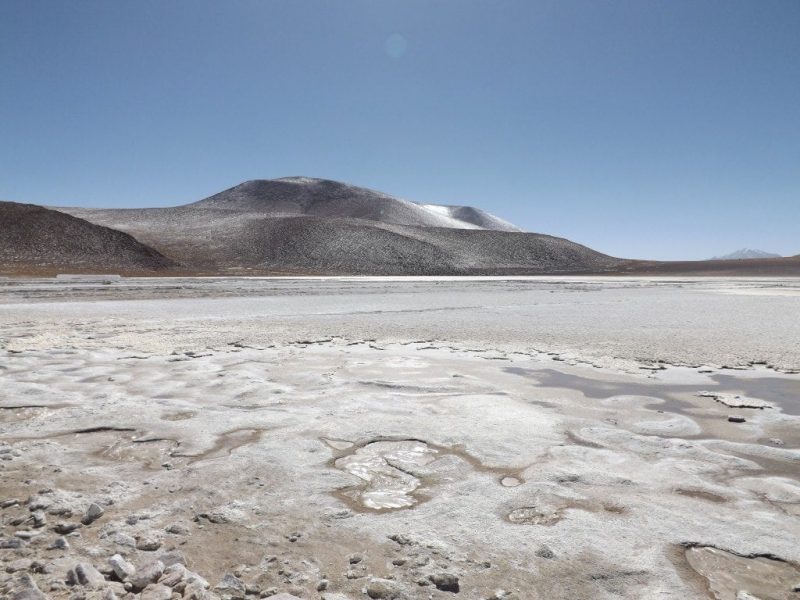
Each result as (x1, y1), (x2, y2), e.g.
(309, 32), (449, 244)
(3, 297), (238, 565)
(1, 277), (799, 600)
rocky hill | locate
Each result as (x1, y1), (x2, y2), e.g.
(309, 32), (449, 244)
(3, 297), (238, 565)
(0, 201), (175, 275)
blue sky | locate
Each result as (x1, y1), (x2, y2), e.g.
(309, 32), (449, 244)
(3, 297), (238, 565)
(1, 0), (798, 260)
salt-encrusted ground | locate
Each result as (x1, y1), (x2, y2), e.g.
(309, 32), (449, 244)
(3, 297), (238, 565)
(1, 277), (799, 600)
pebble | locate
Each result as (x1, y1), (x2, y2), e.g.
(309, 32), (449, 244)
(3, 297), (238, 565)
(728, 415), (746, 423)
(67, 562), (106, 589)
(429, 572), (459, 593)
(54, 522), (81, 534)
(49, 536), (69, 550)
(165, 523), (189, 535)
(81, 503), (105, 525)
(366, 578), (403, 599)
(214, 572), (246, 597)
(141, 583), (173, 600)
(535, 545), (556, 559)
(129, 560), (165, 591)
(109, 553), (136, 581)
(6, 558), (33, 573)
(160, 550), (186, 567)
(136, 533), (163, 551)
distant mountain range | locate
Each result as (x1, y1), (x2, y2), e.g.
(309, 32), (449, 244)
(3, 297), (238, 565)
(710, 249), (782, 260)
(1, 177), (798, 276)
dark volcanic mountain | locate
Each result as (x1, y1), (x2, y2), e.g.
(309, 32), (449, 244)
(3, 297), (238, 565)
(53, 177), (622, 275)
(0, 201), (175, 274)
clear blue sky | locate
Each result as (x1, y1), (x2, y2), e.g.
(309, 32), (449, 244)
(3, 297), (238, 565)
(1, 1), (798, 260)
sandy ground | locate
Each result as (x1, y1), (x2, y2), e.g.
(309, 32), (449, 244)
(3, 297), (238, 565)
(1, 277), (799, 600)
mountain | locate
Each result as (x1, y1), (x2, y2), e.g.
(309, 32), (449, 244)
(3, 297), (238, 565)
(187, 177), (523, 231)
(0, 201), (175, 275)
(50, 177), (621, 275)
(710, 248), (782, 260)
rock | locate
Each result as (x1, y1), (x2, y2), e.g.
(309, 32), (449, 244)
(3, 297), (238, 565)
(164, 523), (189, 535)
(109, 554), (136, 581)
(159, 550), (186, 567)
(317, 578), (329, 591)
(49, 536), (69, 550)
(348, 553), (363, 564)
(535, 546), (555, 559)
(136, 533), (163, 551)
(322, 594), (353, 600)
(129, 560), (165, 591)
(366, 578), (404, 599)
(30, 511), (47, 528)
(728, 416), (746, 423)
(6, 558), (33, 573)
(388, 534), (412, 546)
(0, 537), (24, 548)
(141, 583), (173, 600)
(68, 562), (106, 589)
(159, 563), (188, 587)
(214, 572), (246, 597)
(27, 495), (53, 511)
(7, 573), (48, 600)
(429, 573), (459, 593)
(111, 532), (136, 547)
(54, 522), (80, 534)
(82, 503), (105, 525)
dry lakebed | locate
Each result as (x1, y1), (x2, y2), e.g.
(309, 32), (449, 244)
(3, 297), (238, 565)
(1, 276), (799, 600)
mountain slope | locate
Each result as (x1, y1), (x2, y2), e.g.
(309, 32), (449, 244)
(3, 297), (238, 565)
(0, 201), (175, 274)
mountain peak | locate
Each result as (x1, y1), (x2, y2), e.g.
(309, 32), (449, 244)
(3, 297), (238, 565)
(710, 248), (782, 260)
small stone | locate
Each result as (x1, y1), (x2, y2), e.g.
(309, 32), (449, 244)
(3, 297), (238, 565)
(215, 572), (246, 597)
(391, 558), (406, 566)
(535, 546), (555, 559)
(728, 416), (746, 423)
(49, 536), (69, 550)
(109, 554), (136, 581)
(159, 550), (186, 567)
(366, 578), (403, 599)
(54, 522), (81, 534)
(7, 573), (48, 600)
(6, 558), (33, 573)
(112, 532), (137, 547)
(129, 560), (165, 591)
(30, 511), (47, 528)
(429, 572), (459, 593)
(316, 579), (329, 591)
(348, 553), (363, 564)
(82, 503), (105, 525)
(141, 583), (173, 600)
(165, 523), (189, 535)
(0, 537), (23, 548)
(27, 495), (53, 511)
(158, 563), (188, 587)
(69, 562), (106, 589)
(136, 533), (163, 551)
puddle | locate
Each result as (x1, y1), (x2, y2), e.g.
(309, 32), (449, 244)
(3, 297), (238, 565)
(501, 476), (522, 487)
(506, 507), (563, 525)
(506, 368), (800, 416)
(161, 410), (196, 421)
(674, 488), (727, 504)
(328, 436), (528, 512)
(684, 544), (800, 600)
(172, 427), (266, 464)
(334, 440), (438, 510)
